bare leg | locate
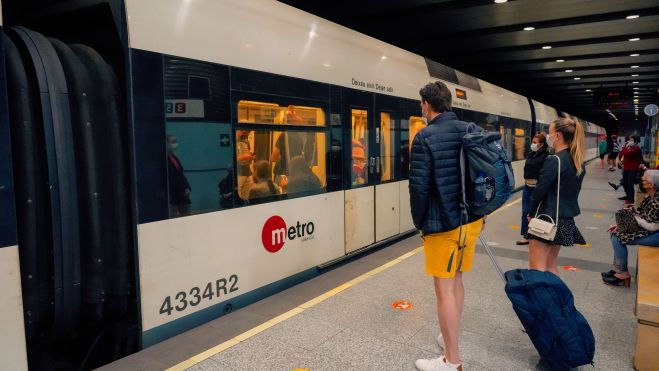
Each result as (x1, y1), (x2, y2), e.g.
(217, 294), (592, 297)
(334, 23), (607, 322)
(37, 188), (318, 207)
(529, 239), (551, 271)
(434, 275), (463, 365)
(546, 245), (561, 275)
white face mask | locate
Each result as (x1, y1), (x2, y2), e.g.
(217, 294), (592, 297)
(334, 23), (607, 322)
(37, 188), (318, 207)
(629, 140), (635, 146)
(547, 134), (554, 148)
(530, 143), (540, 152)
(168, 142), (179, 151)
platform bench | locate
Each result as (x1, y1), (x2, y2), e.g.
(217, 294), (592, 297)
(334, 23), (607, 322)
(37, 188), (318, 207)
(634, 246), (659, 371)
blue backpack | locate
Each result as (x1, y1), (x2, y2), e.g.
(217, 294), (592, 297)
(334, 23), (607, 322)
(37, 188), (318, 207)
(460, 124), (515, 216)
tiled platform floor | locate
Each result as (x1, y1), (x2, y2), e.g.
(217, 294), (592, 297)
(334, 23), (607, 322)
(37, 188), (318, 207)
(103, 161), (637, 371)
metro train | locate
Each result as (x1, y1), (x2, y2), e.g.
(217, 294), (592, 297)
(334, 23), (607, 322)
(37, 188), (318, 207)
(0, 0), (605, 369)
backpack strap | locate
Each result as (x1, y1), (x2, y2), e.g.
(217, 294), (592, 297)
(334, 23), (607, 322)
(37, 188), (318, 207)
(455, 122), (481, 273)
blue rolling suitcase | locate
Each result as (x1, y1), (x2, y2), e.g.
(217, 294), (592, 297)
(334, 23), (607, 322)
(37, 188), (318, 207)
(479, 236), (595, 370)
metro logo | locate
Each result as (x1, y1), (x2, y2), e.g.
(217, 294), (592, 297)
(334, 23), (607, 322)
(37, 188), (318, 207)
(261, 215), (315, 253)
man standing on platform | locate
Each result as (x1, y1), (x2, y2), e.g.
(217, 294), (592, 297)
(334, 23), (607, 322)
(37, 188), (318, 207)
(410, 81), (484, 371)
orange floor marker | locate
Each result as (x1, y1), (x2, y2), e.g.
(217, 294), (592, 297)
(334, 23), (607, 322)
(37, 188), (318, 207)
(391, 300), (413, 310)
(509, 225), (521, 230)
(561, 265), (579, 272)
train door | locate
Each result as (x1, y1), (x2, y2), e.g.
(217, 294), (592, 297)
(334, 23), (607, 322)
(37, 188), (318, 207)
(344, 90), (375, 253)
(374, 95), (400, 242)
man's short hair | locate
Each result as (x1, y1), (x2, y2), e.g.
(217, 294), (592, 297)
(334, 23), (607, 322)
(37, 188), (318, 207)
(419, 81), (452, 113)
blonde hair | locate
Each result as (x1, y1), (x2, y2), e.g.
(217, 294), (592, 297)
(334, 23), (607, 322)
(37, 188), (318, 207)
(553, 118), (585, 175)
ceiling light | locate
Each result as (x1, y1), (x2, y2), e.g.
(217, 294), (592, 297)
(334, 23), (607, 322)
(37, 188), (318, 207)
(523, 26), (535, 31)
(633, 87), (639, 90)
(631, 65), (639, 68)
(542, 45), (552, 49)
(630, 53), (640, 57)
(629, 38), (640, 42)
(322, 63), (332, 68)
(381, 55), (388, 60)
(565, 69), (573, 73)
(585, 89), (591, 92)
(632, 74), (639, 77)
(556, 59), (565, 62)
(633, 81), (639, 84)
(574, 77), (581, 80)
(308, 31), (317, 38)
(626, 15), (640, 19)
(494, 0), (508, 3)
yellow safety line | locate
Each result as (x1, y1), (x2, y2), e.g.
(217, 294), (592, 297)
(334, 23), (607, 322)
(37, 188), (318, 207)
(166, 196), (521, 370)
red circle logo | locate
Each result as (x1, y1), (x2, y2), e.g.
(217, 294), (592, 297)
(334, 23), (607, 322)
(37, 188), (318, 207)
(262, 216), (287, 253)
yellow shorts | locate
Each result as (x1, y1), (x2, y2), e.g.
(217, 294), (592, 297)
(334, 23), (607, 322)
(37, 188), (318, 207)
(423, 218), (484, 278)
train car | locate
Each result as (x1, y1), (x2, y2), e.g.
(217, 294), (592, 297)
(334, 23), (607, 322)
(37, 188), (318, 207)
(532, 99), (605, 161)
(0, 0), (604, 369)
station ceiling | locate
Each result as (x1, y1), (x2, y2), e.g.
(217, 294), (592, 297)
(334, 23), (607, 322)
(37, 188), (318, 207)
(279, 0), (659, 131)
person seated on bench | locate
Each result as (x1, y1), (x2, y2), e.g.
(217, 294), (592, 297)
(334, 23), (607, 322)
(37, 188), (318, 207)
(603, 170), (659, 287)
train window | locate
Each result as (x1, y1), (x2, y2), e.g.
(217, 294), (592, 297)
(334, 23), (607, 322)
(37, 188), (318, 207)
(237, 101), (326, 127)
(514, 128), (527, 161)
(380, 112), (395, 182)
(235, 129), (326, 202)
(409, 115), (427, 155)
(351, 109), (369, 186)
(165, 122), (234, 217)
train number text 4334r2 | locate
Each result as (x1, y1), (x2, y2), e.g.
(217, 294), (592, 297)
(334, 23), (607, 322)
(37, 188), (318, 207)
(159, 274), (239, 316)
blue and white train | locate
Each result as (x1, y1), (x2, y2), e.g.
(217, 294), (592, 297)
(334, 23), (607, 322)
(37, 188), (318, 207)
(0, 0), (604, 369)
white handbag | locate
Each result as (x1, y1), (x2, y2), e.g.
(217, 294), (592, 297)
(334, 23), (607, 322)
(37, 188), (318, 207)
(528, 155), (560, 241)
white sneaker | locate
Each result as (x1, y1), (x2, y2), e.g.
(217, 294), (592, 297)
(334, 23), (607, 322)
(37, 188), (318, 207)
(415, 355), (462, 371)
(436, 334), (445, 351)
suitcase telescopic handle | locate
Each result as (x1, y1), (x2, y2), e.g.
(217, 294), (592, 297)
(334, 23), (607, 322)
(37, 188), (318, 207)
(478, 235), (506, 283)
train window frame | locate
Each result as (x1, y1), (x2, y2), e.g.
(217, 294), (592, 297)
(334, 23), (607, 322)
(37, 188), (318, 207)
(233, 126), (328, 204)
(397, 98), (423, 181)
(378, 110), (397, 184)
(233, 91), (328, 128)
(348, 107), (370, 188)
(231, 93), (330, 206)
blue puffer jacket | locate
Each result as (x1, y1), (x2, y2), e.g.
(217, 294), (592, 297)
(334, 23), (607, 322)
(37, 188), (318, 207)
(409, 112), (482, 235)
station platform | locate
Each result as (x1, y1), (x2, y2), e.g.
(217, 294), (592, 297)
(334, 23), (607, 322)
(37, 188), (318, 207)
(102, 161), (637, 371)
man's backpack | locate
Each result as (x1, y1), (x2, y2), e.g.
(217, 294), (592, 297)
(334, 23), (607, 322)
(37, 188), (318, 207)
(460, 124), (515, 216)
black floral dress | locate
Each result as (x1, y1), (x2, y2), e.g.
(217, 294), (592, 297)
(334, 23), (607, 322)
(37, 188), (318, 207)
(616, 194), (659, 244)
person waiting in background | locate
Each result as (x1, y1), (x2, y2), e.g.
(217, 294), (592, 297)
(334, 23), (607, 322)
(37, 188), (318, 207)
(603, 170), (659, 287)
(287, 156), (322, 195)
(166, 134), (191, 217)
(271, 132), (304, 183)
(249, 160), (281, 199)
(617, 135), (643, 205)
(598, 135), (608, 169)
(236, 130), (255, 201)
(607, 134), (619, 172)
(517, 133), (548, 245)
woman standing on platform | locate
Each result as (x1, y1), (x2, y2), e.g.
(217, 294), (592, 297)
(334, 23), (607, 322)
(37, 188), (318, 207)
(517, 133), (548, 246)
(527, 118), (586, 274)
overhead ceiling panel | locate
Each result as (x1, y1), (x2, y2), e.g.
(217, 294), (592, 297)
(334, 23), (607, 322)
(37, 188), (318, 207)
(279, 0), (659, 129)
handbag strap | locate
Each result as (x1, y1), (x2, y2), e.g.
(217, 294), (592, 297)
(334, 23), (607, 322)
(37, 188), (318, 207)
(533, 154), (561, 221)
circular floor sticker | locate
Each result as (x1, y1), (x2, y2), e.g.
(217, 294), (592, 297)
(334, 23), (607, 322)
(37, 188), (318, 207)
(391, 300), (414, 310)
